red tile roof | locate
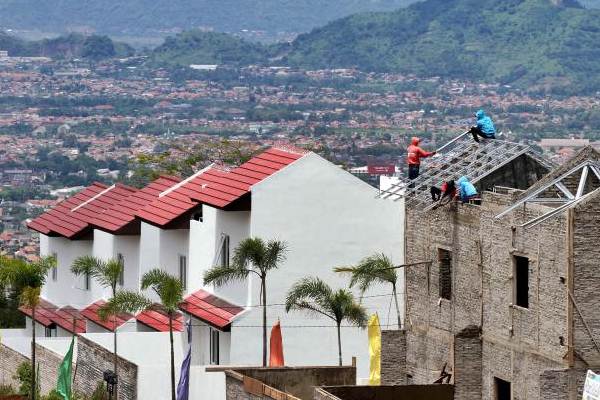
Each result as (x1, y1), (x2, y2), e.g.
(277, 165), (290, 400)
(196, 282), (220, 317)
(92, 175), (181, 234)
(137, 147), (307, 227)
(18, 299), (59, 327)
(136, 306), (184, 332)
(50, 306), (86, 334)
(28, 183), (137, 239)
(81, 300), (133, 332)
(179, 289), (245, 329)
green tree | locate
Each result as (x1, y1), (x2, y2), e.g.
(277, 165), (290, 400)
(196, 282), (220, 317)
(100, 269), (184, 400)
(285, 277), (367, 366)
(203, 237), (287, 366)
(0, 255), (55, 400)
(334, 253), (402, 328)
(70, 257), (123, 391)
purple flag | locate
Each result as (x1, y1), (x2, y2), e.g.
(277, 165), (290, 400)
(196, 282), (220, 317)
(176, 319), (192, 400)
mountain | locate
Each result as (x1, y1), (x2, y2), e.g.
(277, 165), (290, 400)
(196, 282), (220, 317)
(279, 0), (600, 92)
(0, 32), (134, 59)
(0, 0), (417, 38)
(152, 31), (269, 66)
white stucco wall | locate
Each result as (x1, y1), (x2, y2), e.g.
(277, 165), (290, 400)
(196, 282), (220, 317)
(40, 235), (93, 308)
(229, 152), (405, 379)
(81, 332), (221, 400)
(188, 206), (250, 302)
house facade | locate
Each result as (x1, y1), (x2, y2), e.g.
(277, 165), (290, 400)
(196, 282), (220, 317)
(9, 145), (403, 388)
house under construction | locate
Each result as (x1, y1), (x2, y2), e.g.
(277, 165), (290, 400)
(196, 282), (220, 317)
(380, 136), (600, 400)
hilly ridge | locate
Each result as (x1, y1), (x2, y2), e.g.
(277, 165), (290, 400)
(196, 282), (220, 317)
(151, 0), (600, 93)
(0, 0), (416, 38)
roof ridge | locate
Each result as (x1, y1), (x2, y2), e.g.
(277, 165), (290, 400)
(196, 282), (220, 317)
(159, 163), (215, 198)
(71, 184), (116, 212)
(271, 143), (310, 156)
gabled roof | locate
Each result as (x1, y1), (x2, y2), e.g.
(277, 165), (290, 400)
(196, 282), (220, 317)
(137, 146), (307, 228)
(179, 289), (245, 330)
(81, 300), (133, 332)
(50, 306), (86, 334)
(136, 306), (184, 332)
(18, 299), (59, 327)
(28, 183), (137, 239)
(92, 175), (181, 234)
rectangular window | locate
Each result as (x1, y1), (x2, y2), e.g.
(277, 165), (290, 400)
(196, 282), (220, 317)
(494, 377), (511, 400)
(117, 253), (125, 286)
(220, 234), (230, 268)
(179, 255), (187, 290)
(438, 249), (452, 300)
(51, 252), (57, 282)
(45, 324), (57, 338)
(210, 328), (220, 365)
(514, 255), (529, 308)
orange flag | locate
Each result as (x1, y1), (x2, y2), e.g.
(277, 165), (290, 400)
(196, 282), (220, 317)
(269, 320), (285, 367)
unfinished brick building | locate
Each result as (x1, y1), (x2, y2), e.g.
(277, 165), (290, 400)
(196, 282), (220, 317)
(382, 140), (600, 399)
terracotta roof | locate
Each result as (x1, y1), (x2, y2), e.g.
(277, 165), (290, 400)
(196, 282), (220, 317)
(28, 183), (137, 239)
(137, 147), (307, 227)
(179, 289), (245, 329)
(136, 306), (184, 332)
(92, 175), (181, 234)
(18, 299), (58, 327)
(81, 300), (133, 332)
(50, 306), (86, 334)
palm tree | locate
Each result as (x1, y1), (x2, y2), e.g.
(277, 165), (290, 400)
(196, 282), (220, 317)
(285, 277), (367, 366)
(71, 256), (123, 389)
(203, 237), (287, 367)
(334, 253), (402, 328)
(100, 269), (184, 400)
(0, 255), (55, 400)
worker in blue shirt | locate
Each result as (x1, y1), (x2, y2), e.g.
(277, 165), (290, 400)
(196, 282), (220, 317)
(469, 109), (496, 143)
(457, 176), (478, 203)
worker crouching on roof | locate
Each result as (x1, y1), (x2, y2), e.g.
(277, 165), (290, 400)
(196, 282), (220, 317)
(469, 109), (496, 143)
(407, 137), (436, 181)
(457, 176), (478, 203)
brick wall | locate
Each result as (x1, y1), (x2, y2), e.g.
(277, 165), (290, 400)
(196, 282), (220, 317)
(0, 344), (28, 390)
(454, 326), (481, 400)
(381, 330), (406, 385)
(403, 190), (569, 399)
(74, 335), (137, 400)
(0, 342), (64, 396)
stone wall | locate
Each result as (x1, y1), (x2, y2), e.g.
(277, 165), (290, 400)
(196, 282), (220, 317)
(74, 335), (137, 400)
(381, 330), (406, 385)
(402, 190), (570, 399)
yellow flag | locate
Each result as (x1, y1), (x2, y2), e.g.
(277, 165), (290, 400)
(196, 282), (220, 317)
(368, 314), (381, 385)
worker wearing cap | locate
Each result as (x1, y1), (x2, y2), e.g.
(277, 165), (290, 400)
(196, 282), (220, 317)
(407, 137), (436, 180)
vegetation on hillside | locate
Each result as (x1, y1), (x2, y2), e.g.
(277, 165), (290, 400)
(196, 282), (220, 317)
(0, 32), (133, 59)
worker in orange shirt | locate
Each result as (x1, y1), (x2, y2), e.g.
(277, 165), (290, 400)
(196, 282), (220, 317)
(407, 137), (436, 181)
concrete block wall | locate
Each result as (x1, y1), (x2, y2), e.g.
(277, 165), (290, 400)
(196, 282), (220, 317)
(74, 335), (137, 400)
(381, 330), (406, 385)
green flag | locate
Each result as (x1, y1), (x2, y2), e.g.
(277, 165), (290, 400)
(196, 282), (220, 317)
(56, 336), (75, 400)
